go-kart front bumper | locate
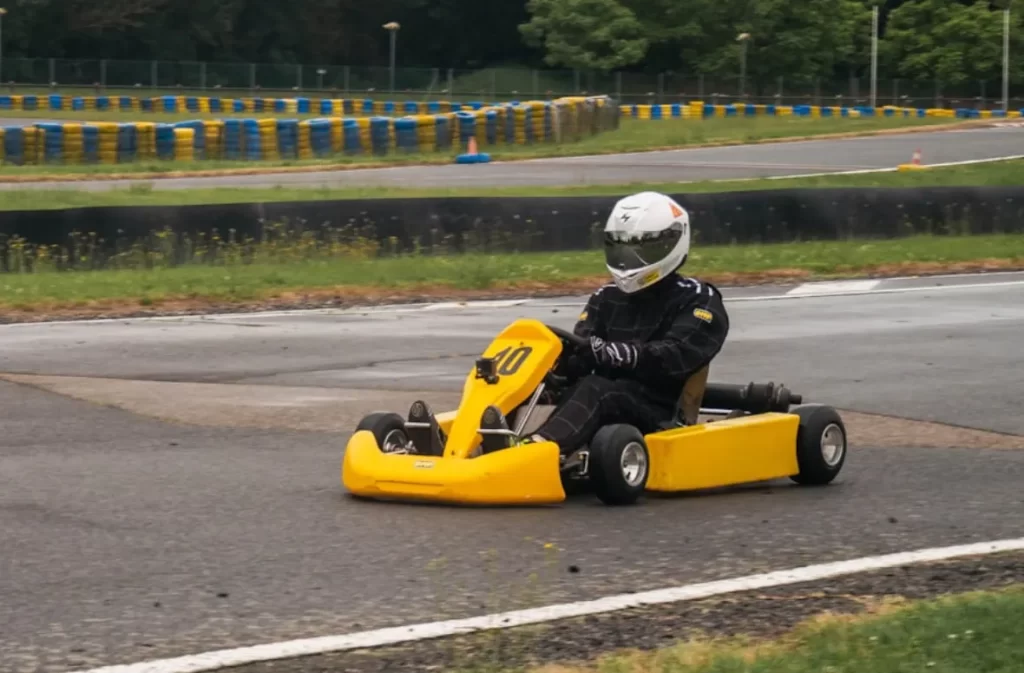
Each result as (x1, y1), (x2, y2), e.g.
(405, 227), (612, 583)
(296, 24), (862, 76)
(342, 430), (567, 505)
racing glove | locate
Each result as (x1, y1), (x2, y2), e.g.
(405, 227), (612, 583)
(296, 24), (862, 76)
(589, 336), (638, 370)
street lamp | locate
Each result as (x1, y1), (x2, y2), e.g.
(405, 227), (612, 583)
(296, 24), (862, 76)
(737, 33), (751, 99)
(383, 21), (400, 93)
(870, 4), (879, 108)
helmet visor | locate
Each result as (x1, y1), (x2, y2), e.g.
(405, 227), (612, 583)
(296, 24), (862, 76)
(604, 221), (685, 272)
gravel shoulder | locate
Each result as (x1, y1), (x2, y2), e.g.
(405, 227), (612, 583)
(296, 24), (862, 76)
(228, 552), (1024, 673)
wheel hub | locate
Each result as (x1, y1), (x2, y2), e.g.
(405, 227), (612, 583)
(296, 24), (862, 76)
(620, 442), (648, 486)
(382, 428), (412, 454)
(820, 423), (845, 466)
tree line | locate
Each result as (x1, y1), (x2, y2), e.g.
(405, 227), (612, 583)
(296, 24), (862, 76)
(1, 0), (1020, 86)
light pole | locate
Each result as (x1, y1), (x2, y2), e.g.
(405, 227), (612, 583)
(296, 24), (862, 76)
(1003, 6), (1010, 112)
(383, 21), (400, 93)
(870, 4), (879, 108)
(737, 33), (750, 99)
(0, 8), (7, 85)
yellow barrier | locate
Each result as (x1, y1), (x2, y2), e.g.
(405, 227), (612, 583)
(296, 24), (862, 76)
(173, 128), (194, 161)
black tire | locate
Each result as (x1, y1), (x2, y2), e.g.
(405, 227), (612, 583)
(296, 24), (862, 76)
(588, 424), (650, 505)
(355, 412), (410, 453)
(790, 404), (847, 485)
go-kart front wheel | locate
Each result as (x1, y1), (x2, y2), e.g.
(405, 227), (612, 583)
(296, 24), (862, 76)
(588, 424), (650, 505)
(355, 412), (411, 454)
(790, 404), (847, 485)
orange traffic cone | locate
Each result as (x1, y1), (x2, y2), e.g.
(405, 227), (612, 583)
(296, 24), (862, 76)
(898, 147), (925, 171)
(455, 134), (490, 164)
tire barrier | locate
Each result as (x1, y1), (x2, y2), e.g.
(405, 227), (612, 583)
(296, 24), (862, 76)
(0, 95), (616, 165)
(619, 101), (1024, 120)
(0, 94), (517, 117)
(2, 185), (1022, 272)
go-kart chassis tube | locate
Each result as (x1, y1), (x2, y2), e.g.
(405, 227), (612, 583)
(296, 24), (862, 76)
(514, 382), (546, 436)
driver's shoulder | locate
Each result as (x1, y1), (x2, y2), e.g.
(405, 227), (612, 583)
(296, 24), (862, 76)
(588, 283), (621, 303)
(672, 275), (722, 301)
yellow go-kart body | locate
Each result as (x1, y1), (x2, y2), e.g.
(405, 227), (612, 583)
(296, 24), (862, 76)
(341, 318), (845, 506)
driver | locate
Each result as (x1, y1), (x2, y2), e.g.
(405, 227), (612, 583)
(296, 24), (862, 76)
(479, 191), (730, 457)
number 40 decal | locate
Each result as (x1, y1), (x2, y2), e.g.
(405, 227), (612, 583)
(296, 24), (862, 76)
(491, 345), (533, 375)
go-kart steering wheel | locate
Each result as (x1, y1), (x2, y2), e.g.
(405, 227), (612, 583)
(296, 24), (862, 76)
(545, 324), (589, 351)
(543, 324), (593, 391)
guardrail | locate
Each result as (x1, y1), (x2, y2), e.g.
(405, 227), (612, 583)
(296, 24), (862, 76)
(0, 96), (618, 165)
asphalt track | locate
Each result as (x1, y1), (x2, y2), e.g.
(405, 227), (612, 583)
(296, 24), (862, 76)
(1, 271), (1023, 672)
(0, 125), (1022, 192)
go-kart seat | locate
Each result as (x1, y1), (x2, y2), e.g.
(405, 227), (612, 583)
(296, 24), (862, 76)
(657, 364), (710, 430)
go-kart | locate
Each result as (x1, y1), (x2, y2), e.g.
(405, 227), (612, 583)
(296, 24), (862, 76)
(341, 318), (847, 506)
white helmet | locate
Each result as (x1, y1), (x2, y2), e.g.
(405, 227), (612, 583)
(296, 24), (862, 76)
(603, 191), (691, 294)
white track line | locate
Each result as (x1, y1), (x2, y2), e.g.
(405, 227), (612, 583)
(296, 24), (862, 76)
(786, 279), (882, 296)
(746, 278), (1024, 301)
(71, 537), (1024, 673)
(749, 152), (1024, 182)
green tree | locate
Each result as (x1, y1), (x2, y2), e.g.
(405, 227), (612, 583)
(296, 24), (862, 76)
(881, 0), (1023, 86)
(672, 0), (872, 83)
(519, 0), (650, 71)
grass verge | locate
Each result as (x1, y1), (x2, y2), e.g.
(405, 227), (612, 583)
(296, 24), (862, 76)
(2, 233), (1023, 321)
(0, 115), (973, 181)
(550, 585), (1024, 673)
(0, 157), (1020, 211)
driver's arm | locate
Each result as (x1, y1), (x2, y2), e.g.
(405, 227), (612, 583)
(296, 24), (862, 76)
(572, 288), (605, 339)
(633, 292), (729, 384)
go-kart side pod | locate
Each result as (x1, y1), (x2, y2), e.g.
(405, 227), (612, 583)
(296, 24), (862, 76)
(342, 430), (566, 505)
(644, 412), (801, 492)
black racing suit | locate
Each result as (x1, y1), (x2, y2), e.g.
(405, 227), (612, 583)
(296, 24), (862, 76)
(534, 274), (729, 455)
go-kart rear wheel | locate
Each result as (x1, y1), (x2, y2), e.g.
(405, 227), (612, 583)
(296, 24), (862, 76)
(588, 424), (649, 506)
(356, 412), (411, 454)
(790, 404), (847, 486)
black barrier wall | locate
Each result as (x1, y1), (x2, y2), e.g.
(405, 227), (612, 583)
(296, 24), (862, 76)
(1, 186), (1023, 270)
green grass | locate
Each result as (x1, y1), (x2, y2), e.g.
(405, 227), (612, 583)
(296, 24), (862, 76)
(560, 586), (1024, 673)
(3, 233), (1022, 310)
(0, 157), (1019, 211)
(0, 115), (966, 178)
